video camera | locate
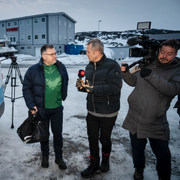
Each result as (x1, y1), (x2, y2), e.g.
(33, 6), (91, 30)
(125, 22), (160, 70)
(1, 53), (17, 63)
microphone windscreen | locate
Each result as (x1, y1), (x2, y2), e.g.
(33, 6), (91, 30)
(127, 37), (139, 46)
(78, 70), (85, 78)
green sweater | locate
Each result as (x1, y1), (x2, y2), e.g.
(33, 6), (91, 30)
(44, 64), (62, 108)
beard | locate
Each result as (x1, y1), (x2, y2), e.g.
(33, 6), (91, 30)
(158, 58), (172, 65)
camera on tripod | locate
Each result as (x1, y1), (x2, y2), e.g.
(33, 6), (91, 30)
(125, 22), (160, 70)
(3, 52), (17, 63)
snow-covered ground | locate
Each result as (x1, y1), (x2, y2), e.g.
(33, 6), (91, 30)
(0, 53), (180, 180)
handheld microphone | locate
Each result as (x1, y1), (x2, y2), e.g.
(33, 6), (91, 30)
(78, 69), (85, 79)
(77, 69), (85, 91)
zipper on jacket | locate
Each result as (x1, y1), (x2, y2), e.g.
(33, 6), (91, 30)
(107, 96), (109, 105)
(92, 62), (96, 113)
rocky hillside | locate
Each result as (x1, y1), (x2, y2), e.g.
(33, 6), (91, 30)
(75, 29), (180, 47)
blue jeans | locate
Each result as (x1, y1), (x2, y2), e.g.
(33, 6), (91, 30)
(40, 105), (64, 159)
(130, 133), (171, 180)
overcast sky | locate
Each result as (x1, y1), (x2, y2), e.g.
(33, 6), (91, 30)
(0, 0), (179, 32)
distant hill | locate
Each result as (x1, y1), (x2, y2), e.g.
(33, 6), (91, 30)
(75, 29), (180, 47)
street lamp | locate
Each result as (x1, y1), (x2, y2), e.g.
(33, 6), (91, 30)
(98, 20), (102, 37)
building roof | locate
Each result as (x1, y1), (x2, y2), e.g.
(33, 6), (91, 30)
(0, 12), (77, 23)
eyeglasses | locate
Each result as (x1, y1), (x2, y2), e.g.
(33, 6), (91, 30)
(43, 53), (57, 56)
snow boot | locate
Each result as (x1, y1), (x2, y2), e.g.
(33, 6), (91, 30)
(55, 158), (67, 170)
(134, 167), (144, 180)
(81, 156), (101, 178)
(101, 152), (110, 172)
(41, 156), (49, 168)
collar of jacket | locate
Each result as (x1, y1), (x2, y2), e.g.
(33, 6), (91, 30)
(89, 53), (106, 66)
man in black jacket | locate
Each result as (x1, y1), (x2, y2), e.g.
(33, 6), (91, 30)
(23, 44), (68, 170)
(76, 38), (122, 178)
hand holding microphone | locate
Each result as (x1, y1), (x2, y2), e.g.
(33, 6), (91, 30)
(76, 70), (94, 93)
(76, 70), (85, 90)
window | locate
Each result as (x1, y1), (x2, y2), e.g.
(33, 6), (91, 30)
(27, 47), (31, 49)
(64, 21), (66, 26)
(69, 23), (71, 27)
(64, 35), (66, 40)
(59, 20), (61, 25)
(8, 22), (11, 27)
(27, 19), (31, 25)
(27, 35), (31, 40)
(35, 35), (38, 39)
(14, 22), (17, 26)
(10, 36), (16, 42)
(69, 37), (71, 41)
(2, 23), (4, 27)
(21, 47), (25, 49)
(42, 34), (46, 39)
(20, 35), (25, 41)
(41, 18), (45, 22)
(34, 18), (38, 23)
(20, 20), (24, 26)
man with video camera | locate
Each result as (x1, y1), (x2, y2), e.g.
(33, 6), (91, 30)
(121, 39), (180, 180)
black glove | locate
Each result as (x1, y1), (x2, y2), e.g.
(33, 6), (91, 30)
(140, 68), (152, 78)
(82, 80), (94, 93)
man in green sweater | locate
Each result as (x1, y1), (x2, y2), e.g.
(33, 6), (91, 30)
(23, 44), (69, 169)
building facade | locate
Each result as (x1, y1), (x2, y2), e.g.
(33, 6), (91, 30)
(0, 12), (76, 56)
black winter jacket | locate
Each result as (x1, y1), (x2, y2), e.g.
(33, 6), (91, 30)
(22, 58), (69, 117)
(82, 54), (122, 114)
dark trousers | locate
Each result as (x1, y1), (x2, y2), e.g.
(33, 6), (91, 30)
(40, 105), (64, 159)
(86, 113), (117, 158)
(130, 133), (171, 180)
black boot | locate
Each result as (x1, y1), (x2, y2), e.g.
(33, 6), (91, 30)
(41, 156), (49, 168)
(55, 158), (67, 170)
(81, 156), (101, 178)
(101, 152), (110, 172)
(134, 168), (144, 180)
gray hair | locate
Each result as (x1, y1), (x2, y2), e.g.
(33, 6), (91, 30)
(86, 38), (104, 54)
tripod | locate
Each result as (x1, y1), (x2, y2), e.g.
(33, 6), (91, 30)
(3, 56), (23, 129)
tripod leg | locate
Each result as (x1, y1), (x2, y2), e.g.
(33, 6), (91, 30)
(15, 65), (23, 84)
(10, 66), (17, 129)
(4, 64), (13, 93)
(11, 100), (14, 129)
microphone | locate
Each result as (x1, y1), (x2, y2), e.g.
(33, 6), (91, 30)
(77, 70), (85, 91)
(127, 37), (140, 46)
(78, 69), (85, 79)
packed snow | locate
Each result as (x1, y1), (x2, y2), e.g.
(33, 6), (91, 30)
(0, 52), (180, 180)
